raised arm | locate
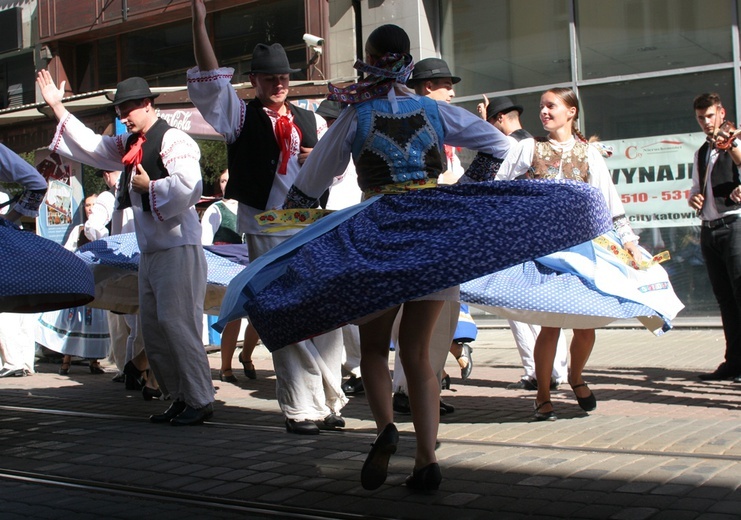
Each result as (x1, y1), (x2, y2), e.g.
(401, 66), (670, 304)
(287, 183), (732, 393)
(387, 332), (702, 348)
(36, 69), (69, 122)
(191, 0), (219, 71)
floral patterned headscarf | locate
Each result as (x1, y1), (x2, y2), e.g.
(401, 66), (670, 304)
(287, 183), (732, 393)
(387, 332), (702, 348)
(327, 53), (414, 104)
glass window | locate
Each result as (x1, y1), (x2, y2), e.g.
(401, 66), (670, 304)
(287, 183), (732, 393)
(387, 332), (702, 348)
(214, 0), (306, 79)
(97, 38), (118, 88)
(440, 0), (571, 96)
(122, 21), (194, 86)
(579, 70), (734, 140)
(577, 0), (733, 80)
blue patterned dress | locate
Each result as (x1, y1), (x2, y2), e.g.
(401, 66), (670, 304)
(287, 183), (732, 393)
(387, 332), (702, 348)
(0, 219), (95, 313)
(215, 92), (614, 351)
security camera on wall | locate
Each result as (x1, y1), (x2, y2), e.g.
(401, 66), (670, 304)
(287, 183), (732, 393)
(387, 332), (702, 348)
(303, 34), (324, 48)
(304, 33), (325, 80)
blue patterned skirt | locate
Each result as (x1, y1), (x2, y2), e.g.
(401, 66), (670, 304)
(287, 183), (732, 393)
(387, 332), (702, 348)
(460, 232), (684, 335)
(75, 233), (248, 315)
(0, 219), (95, 313)
(217, 180), (614, 351)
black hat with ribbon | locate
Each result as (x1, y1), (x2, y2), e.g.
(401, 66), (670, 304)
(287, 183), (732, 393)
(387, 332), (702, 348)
(248, 43), (301, 74)
(406, 58), (461, 86)
(107, 77), (160, 106)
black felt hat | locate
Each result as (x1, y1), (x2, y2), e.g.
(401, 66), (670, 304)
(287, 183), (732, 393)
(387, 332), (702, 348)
(315, 100), (342, 121)
(486, 96), (523, 121)
(248, 43), (301, 74)
(107, 77), (159, 106)
(406, 58), (461, 85)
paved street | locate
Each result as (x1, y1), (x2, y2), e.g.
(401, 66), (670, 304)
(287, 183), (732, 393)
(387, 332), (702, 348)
(0, 320), (739, 519)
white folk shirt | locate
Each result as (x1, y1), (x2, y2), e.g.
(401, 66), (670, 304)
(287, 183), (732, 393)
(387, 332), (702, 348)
(186, 66), (327, 236)
(84, 188), (135, 241)
(50, 113), (202, 253)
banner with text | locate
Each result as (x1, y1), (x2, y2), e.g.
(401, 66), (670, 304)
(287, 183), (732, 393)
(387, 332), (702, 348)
(603, 132), (705, 229)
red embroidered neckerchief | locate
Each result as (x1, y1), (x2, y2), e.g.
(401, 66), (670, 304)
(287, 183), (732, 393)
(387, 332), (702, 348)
(122, 134), (146, 169)
(274, 113), (301, 174)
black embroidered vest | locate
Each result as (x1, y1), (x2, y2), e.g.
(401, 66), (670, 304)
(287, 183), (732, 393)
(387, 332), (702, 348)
(226, 99), (318, 210)
(697, 141), (741, 213)
(120, 118), (171, 212)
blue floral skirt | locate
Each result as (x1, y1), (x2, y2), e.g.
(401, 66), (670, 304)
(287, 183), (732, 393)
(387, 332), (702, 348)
(0, 219), (94, 313)
(461, 231), (684, 335)
(217, 180), (614, 351)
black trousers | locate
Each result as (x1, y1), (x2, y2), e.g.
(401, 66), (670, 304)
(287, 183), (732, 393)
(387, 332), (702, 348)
(701, 217), (741, 370)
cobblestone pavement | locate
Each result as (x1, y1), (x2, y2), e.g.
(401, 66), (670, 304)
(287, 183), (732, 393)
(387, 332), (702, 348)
(0, 321), (739, 519)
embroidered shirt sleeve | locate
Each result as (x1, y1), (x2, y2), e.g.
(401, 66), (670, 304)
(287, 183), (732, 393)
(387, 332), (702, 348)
(148, 129), (203, 221)
(186, 66), (245, 143)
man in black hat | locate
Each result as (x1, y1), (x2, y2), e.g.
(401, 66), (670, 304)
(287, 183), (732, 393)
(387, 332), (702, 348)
(37, 69), (216, 426)
(188, 0), (346, 435)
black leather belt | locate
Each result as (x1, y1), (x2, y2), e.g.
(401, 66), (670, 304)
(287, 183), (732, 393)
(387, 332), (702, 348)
(702, 214), (741, 229)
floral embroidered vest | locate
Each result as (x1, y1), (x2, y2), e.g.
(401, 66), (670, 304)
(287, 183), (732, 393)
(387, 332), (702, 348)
(527, 137), (589, 183)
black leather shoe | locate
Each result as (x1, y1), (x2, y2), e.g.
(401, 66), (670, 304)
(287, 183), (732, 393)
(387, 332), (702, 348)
(361, 423), (399, 490)
(507, 378), (537, 390)
(219, 370), (238, 383)
(392, 392), (411, 414)
(111, 373), (125, 383)
(698, 363), (741, 381)
(170, 403), (213, 426)
(123, 361), (145, 390)
(405, 462), (441, 492)
(285, 419), (320, 435)
(570, 382), (597, 412)
(458, 343), (473, 380)
(439, 399), (455, 415)
(238, 352), (257, 379)
(534, 401), (557, 421)
(440, 374), (451, 390)
(142, 386), (162, 401)
(0, 367), (27, 378)
(341, 375), (364, 395)
(150, 401), (187, 423)
(316, 413), (345, 430)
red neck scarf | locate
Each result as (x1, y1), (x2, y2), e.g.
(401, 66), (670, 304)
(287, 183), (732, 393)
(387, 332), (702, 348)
(274, 114), (300, 174)
(122, 134), (146, 169)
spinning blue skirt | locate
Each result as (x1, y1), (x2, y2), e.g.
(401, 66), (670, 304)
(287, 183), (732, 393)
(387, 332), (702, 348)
(0, 219), (95, 313)
(461, 231), (684, 335)
(217, 180), (615, 351)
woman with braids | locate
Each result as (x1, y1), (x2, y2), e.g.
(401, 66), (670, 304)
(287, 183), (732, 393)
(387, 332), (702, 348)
(482, 87), (683, 421)
(218, 29), (614, 491)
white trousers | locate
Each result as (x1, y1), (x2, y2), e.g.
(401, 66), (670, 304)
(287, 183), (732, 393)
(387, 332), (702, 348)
(107, 312), (145, 372)
(138, 245), (215, 409)
(509, 320), (568, 382)
(246, 233), (347, 421)
(341, 324), (362, 378)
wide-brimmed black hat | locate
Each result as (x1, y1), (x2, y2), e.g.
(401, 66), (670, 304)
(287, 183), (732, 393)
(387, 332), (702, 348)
(406, 58), (461, 85)
(248, 43), (301, 74)
(107, 77), (159, 106)
(486, 96), (523, 121)
(315, 99), (342, 121)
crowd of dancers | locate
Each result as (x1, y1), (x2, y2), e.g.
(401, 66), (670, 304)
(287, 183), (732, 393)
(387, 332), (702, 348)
(11, 1), (741, 494)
